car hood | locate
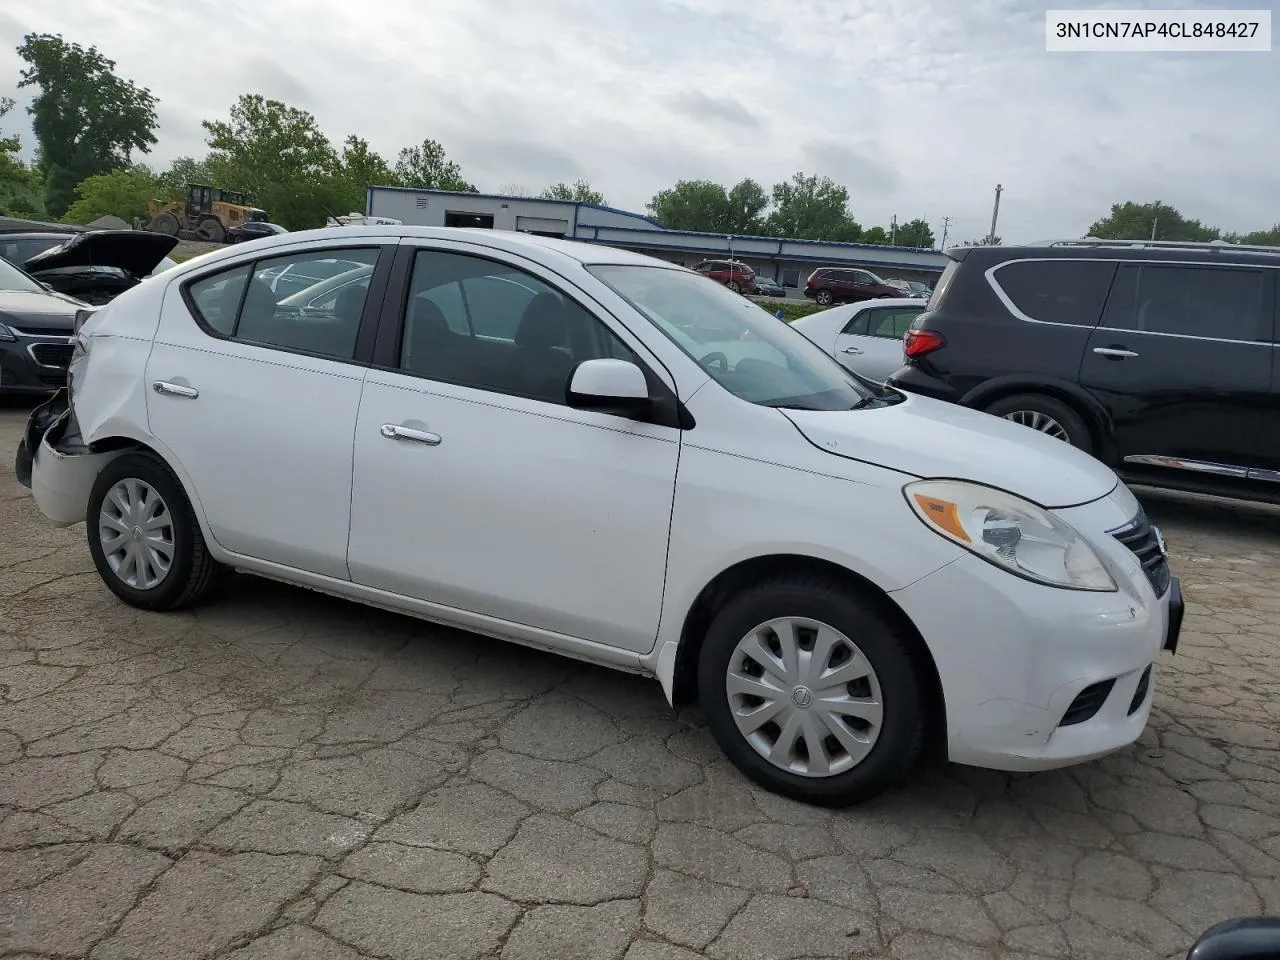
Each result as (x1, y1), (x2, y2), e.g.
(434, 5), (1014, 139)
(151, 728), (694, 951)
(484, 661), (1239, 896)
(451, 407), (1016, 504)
(781, 392), (1119, 509)
(23, 230), (179, 279)
(0, 288), (85, 332)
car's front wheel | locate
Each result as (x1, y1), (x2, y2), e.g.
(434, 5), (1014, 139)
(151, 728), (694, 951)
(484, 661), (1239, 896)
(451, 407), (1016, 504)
(86, 452), (222, 611)
(697, 575), (927, 806)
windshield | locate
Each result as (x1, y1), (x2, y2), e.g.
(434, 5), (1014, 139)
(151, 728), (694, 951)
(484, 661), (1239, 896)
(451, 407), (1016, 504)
(588, 264), (876, 410)
(0, 256), (46, 294)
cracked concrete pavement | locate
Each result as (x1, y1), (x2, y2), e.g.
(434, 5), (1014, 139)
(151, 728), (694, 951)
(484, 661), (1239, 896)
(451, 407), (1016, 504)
(1, 402), (1279, 960)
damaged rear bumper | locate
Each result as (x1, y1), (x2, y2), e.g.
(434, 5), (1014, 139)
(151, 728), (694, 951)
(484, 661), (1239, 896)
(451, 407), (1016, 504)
(14, 388), (125, 526)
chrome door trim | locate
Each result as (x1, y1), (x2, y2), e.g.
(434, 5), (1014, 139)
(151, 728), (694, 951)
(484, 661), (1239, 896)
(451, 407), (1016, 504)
(1123, 455), (1248, 479)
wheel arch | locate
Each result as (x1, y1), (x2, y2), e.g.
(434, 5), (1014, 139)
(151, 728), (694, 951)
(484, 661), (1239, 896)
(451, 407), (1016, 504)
(668, 553), (947, 756)
(84, 433), (223, 558)
(959, 375), (1117, 462)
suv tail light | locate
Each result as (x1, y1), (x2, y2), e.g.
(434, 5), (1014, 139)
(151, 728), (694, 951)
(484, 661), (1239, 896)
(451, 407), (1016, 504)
(903, 329), (946, 360)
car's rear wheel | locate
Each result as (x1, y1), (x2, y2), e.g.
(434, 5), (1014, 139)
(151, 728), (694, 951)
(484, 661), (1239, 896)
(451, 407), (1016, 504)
(814, 289), (833, 306)
(697, 576), (927, 807)
(984, 393), (1092, 452)
(727, 281), (742, 294)
(86, 452), (221, 611)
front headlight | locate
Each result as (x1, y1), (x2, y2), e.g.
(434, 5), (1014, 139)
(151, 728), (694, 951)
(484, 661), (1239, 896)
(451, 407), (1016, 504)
(904, 479), (1116, 592)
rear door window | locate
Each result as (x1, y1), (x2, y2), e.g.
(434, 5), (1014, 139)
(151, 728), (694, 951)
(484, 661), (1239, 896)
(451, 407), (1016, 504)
(1100, 264), (1268, 342)
(867, 307), (925, 338)
(992, 260), (1116, 326)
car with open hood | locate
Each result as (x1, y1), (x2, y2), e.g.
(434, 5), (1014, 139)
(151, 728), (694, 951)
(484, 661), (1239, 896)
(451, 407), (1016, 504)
(15, 225), (1182, 806)
(2, 229), (180, 306)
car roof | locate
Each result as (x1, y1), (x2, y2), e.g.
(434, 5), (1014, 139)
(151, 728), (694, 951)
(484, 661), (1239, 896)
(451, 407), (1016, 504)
(949, 243), (1280, 268)
(163, 225), (675, 277)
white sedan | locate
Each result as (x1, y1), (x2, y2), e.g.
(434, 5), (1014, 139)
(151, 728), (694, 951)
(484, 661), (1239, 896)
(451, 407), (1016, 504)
(17, 226), (1181, 806)
(790, 297), (928, 382)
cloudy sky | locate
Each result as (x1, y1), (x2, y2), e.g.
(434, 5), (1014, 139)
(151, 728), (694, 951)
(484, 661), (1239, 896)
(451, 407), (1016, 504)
(1, 0), (1276, 242)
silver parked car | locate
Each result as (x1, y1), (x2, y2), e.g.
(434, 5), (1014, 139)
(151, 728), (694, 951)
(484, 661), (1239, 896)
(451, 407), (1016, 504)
(789, 297), (927, 381)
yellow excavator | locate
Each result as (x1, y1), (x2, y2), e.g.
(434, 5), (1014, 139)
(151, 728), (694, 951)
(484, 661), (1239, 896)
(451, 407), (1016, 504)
(144, 184), (268, 244)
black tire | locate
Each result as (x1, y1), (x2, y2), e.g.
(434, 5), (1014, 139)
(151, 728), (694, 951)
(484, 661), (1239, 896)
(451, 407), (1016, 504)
(727, 281), (742, 294)
(983, 392), (1092, 453)
(86, 452), (222, 611)
(814, 289), (834, 306)
(196, 217), (226, 243)
(697, 575), (927, 807)
(146, 212), (181, 236)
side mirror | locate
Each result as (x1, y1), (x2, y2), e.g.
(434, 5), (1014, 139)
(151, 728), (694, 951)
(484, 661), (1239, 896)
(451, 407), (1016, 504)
(1188, 918), (1280, 960)
(566, 358), (651, 412)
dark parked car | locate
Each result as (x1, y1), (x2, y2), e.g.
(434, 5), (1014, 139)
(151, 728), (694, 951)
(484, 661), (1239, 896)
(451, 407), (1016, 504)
(753, 273), (786, 297)
(804, 266), (900, 306)
(0, 254), (90, 396)
(692, 259), (758, 294)
(887, 238), (1280, 504)
(227, 221), (289, 244)
(1, 230), (179, 305)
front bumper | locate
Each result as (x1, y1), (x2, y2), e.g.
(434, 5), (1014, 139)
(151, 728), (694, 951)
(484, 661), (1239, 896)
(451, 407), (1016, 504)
(891, 486), (1180, 772)
(0, 331), (72, 395)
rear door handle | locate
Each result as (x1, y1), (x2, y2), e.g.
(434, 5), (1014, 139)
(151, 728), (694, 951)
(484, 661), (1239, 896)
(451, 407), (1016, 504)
(841, 346), (863, 355)
(153, 381), (199, 398)
(1093, 347), (1139, 359)
(380, 423), (442, 445)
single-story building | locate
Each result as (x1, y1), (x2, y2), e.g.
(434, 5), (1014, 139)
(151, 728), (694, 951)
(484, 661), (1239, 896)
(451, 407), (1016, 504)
(365, 186), (949, 296)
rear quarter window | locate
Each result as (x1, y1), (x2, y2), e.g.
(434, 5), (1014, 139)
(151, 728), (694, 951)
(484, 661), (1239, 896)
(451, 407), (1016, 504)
(990, 259), (1117, 327)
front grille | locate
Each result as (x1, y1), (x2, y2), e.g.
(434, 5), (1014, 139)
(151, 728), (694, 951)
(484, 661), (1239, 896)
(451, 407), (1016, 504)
(1128, 665), (1152, 715)
(1110, 509), (1171, 596)
(29, 341), (73, 369)
(1060, 679), (1115, 727)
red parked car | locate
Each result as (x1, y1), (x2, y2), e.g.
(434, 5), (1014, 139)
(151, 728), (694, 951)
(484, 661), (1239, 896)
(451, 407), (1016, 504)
(692, 259), (758, 295)
(804, 266), (900, 306)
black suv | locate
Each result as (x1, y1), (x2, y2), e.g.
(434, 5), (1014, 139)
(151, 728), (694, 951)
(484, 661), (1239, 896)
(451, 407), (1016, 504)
(887, 239), (1280, 503)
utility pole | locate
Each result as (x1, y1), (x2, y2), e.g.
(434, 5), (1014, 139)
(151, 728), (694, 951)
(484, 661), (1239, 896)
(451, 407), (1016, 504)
(987, 184), (1003, 245)
(939, 217), (951, 250)
(1150, 200), (1160, 241)
(890, 214), (897, 246)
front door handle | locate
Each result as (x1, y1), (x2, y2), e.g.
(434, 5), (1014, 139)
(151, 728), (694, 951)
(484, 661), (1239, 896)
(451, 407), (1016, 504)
(1093, 346), (1139, 359)
(153, 380), (199, 399)
(841, 346), (863, 355)
(380, 423), (442, 445)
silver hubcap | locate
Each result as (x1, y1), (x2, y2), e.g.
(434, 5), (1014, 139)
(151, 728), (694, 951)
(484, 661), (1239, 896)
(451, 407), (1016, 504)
(726, 617), (884, 778)
(1004, 409), (1069, 441)
(98, 479), (175, 591)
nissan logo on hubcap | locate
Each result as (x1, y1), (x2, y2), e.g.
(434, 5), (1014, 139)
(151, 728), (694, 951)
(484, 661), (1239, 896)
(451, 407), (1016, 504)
(791, 686), (813, 708)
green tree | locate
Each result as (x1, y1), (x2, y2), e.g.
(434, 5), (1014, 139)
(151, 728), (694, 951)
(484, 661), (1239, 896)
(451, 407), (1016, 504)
(540, 179), (606, 204)
(1232, 224), (1280, 245)
(333, 135), (398, 212)
(959, 235), (1002, 246)
(202, 94), (342, 228)
(896, 218), (935, 248)
(154, 155), (215, 201)
(16, 33), (159, 217)
(725, 178), (769, 234)
(394, 139), (475, 192)
(860, 226), (888, 245)
(764, 173), (861, 241)
(62, 166), (159, 224)
(646, 178), (768, 233)
(0, 96), (45, 218)
(1088, 201), (1219, 242)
